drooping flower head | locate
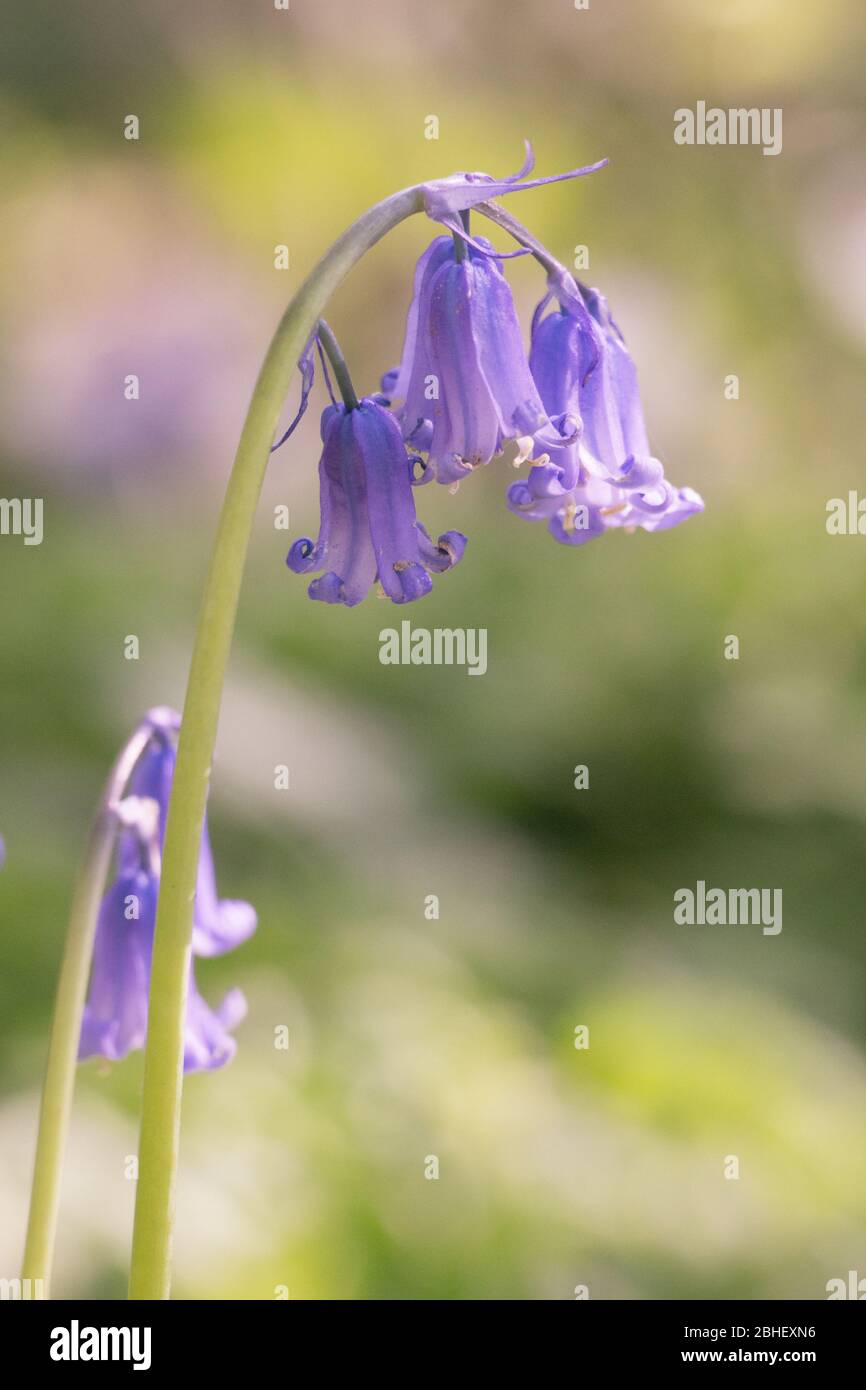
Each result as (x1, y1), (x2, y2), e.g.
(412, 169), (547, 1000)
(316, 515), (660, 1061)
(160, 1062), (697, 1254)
(78, 709), (255, 1073)
(507, 279), (704, 543)
(387, 235), (548, 485)
(382, 144), (608, 485)
(275, 145), (703, 595)
(287, 396), (466, 606)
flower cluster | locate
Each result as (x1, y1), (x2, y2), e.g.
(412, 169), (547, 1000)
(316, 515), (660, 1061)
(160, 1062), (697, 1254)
(79, 709), (256, 1072)
(283, 146), (703, 605)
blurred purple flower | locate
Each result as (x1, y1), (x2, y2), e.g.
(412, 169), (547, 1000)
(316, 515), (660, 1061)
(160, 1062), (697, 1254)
(287, 397), (466, 605)
(124, 713), (257, 958)
(78, 710), (255, 1073)
(507, 284), (704, 543)
(1, 170), (268, 485)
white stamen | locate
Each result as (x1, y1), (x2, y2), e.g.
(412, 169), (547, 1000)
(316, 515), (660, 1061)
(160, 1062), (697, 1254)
(514, 435), (535, 464)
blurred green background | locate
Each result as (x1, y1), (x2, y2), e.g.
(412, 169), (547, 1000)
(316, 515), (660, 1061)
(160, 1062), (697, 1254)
(2, 0), (866, 1299)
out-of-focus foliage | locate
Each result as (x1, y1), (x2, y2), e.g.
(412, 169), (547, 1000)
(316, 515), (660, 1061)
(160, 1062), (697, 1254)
(2, 0), (866, 1299)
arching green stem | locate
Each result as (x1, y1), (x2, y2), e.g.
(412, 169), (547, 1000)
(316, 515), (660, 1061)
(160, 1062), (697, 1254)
(128, 183), (425, 1301)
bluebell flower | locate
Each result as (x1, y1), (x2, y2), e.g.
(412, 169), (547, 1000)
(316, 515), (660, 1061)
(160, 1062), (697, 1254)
(382, 145), (609, 486)
(507, 281), (704, 542)
(78, 711), (255, 1073)
(275, 146), (702, 582)
(122, 717), (257, 958)
(287, 396), (466, 605)
(388, 235), (549, 484)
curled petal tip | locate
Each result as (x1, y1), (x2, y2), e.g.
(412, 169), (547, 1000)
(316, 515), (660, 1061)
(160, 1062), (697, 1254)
(390, 562), (433, 604)
(610, 455), (666, 490)
(506, 479), (533, 509)
(433, 529), (468, 570)
(308, 571), (348, 604)
(216, 986), (248, 1031)
(286, 537), (317, 574)
(380, 366), (399, 397)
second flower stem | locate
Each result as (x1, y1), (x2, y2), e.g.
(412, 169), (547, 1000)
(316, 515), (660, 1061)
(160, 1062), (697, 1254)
(316, 319), (360, 410)
(22, 721), (154, 1297)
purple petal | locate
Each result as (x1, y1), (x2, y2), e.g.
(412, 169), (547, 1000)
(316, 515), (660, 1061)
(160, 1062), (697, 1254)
(548, 504), (607, 546)
(415, 524), (468, 573)
(183, 983), (246, 1073)
(507, 463), (573, 522)
(530, 308), (586, 418)
(579, 287), (652, 467)
(192, 819), (257, 958)
(608, 454), (665, 490)
(351, 400), (434, 604)
(426, 258), (502, 479)
(296, 404), (378, 606)
(308, 571), (346, 604)
(380, 367), (400, 398)
(633, 486), (705, 531)
(79, 871), (157, 1063)
(471, 257), (547, 439)
(391, 236), (454, 408)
